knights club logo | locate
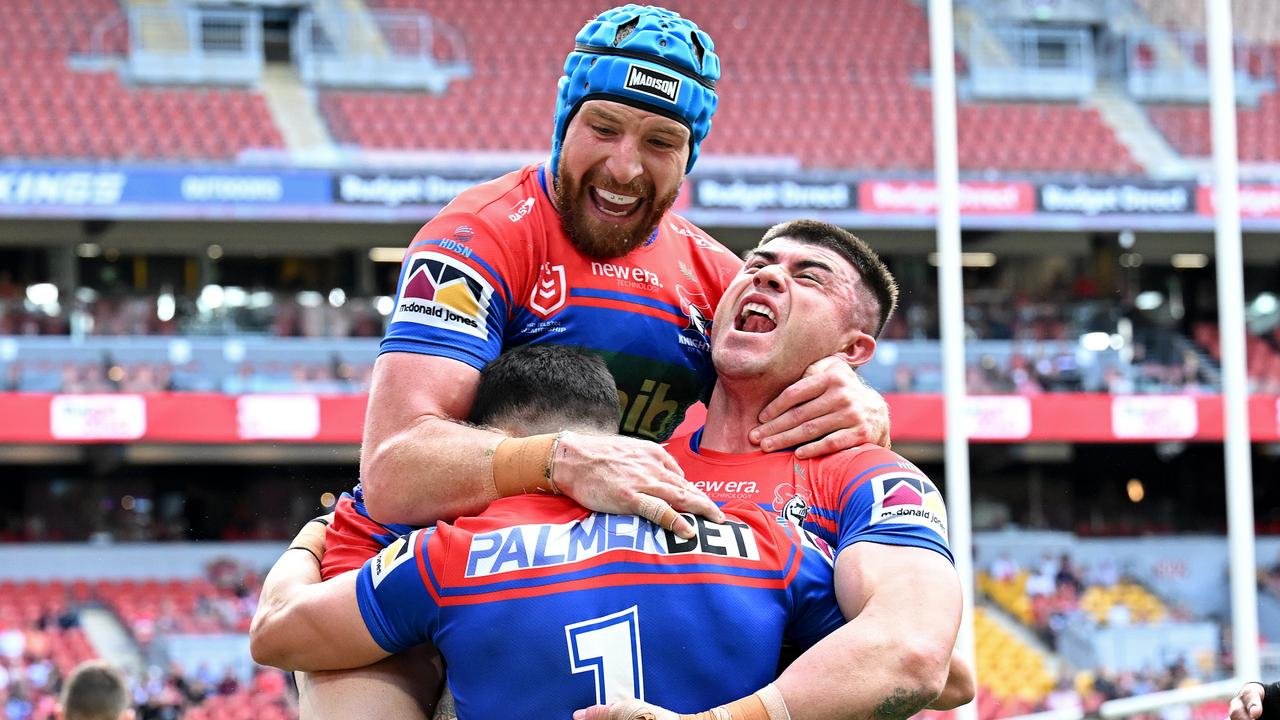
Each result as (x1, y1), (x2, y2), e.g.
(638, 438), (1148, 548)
(676, 284), (712, 341)
(772, 482), (812, 525)
(530, 262), (567, 317)
(393, 251), (493, 340)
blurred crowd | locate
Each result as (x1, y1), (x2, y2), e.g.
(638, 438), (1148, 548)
(0, 558), (292, 720)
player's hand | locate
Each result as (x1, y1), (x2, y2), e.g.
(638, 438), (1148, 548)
(574, 699), (678, 720)
(1229, 682), (1266, 720)
(553, 432), (724, 539)
(750, 355), (890, 458)
(289, 512), (334, 560)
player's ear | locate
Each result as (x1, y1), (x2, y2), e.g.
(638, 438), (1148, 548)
(836, 331), (875, 369)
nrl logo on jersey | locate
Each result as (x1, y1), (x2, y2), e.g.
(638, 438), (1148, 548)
(530, 262), (567, 317)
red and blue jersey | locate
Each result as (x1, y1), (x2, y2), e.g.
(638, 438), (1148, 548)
(354, 496), (843, 718)
(383, 164), (742, 441)
(666, 428), (955, 565)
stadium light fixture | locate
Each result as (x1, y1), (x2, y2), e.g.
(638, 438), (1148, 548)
(1134, 291), (1163, 311)
(249, 291), (274, 309)
(1253, 292), (1277, 315)
(223, 287), (248, 308)
(375, 296), (394, 316)
(1080, 332), (1111, 352)
(297, 291), (324, 308)
(329, 288), (347, 307)
(1171, 253), (1209, 269)
(369, 247), (405, 263)
(75, 243), (101, 258)
(156, 293), (176, 322)
(199, 284), (225, 311)
(1126, 478), (1145, 503)
(206, 244), (224, 260)
(926, 252), (996, 267)
(25, 283), (58, 306)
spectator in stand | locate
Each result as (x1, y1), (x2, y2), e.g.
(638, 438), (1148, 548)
(1054, 552), (1084, 595)
(1045, 674), (1083, 713)
(989, 552), (1020, 582)
(59, 660), (134, 720)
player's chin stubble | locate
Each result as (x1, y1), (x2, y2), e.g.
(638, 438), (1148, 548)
(554, 162), (677, 260)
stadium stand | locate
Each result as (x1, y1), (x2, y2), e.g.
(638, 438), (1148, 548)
(0, 572), (293, 720)
(1132, 0), (1280, 162)
(317, 0), (1141, 174)
(1192, 320), (1280, 393)
(0, 0), (284, 162)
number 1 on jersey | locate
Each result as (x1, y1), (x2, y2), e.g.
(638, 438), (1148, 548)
(565, 606), (645, 705)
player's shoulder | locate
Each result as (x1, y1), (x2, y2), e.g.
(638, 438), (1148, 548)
(660, 213), (740, 263)
(441, 165), (539, 217)
(414, 165), (544, 246)
(813, 443), (924, 481)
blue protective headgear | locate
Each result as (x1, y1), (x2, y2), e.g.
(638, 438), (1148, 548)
(550, 4), (720, 176)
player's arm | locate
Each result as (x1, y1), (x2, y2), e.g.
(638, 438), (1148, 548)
(751, 356), (891, 459)
(931, 651), (976, 711)
(249, 519), (392, 672)
(768, 542), (961, 720)
(362, 353), (721, 535)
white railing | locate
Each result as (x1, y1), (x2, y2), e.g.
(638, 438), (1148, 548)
(125, 6), (263, 85)
(967, 25), (1096, 100)
(294, 10), (470, 92)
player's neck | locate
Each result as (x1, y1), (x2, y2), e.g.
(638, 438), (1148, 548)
(700, 380), (779, 454)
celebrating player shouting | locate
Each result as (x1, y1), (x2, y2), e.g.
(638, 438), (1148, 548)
(579, 221), (969, 719)
(254, 221), (975, 719)
(308, 5), (892, 715)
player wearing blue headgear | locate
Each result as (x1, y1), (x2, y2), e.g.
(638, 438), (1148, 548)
(309, 4), (895, 718)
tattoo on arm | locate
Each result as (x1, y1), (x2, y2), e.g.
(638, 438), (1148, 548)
(431, 687), (457, 720)
(873, 687), (933, 720)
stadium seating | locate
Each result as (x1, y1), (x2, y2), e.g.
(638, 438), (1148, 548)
(0, 0), (283, 162)
(1132, 0), (1280, 162)
(0, 576), (291, 720)
(1133, 0), (1280, 44)
(317, 0), (1140, 175)
(1191, 321), (1280, 393)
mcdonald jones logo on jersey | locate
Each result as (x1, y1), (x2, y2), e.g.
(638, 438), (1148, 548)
(393, 251), (494, 339)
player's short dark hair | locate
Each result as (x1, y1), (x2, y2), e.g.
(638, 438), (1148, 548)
(61, 660), (131, 720)
(471, 345), (620, 433)
(758, 219), (898, 337)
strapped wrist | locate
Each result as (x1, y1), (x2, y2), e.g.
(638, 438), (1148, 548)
(492, 432), (566, 497)
(678, 684), (789, 720)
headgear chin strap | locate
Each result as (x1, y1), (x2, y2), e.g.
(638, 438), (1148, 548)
(550, 4), (720, 176)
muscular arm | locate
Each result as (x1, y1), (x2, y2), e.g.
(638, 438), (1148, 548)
(249, 553), (393, 672)
(361, 353), (720, 532)
(774, 543), (962, 720)
(359, 352), (501, 526)
(931, 651), (976, 711)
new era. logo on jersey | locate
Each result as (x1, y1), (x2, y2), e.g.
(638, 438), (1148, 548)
(869, 473), (949, 541)
(624, 64), (681, 104)
(393, 251), (493, 339)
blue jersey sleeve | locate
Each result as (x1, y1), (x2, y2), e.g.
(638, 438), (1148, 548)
(782, 523), (845, 650)
(834, 451), (954, 564)
(355, 528), (441, 654)
(380, 217), (513, 371)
